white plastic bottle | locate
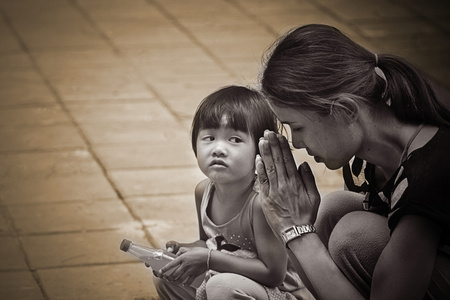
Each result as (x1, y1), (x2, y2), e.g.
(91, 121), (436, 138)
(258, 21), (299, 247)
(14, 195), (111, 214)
(120, 239), (204, 288)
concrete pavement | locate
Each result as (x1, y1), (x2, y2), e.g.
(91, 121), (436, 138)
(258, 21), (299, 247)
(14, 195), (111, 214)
(0, 0), (449, 299)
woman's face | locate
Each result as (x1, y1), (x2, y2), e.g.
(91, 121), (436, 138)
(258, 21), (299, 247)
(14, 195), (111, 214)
(270, 103), (360, 170)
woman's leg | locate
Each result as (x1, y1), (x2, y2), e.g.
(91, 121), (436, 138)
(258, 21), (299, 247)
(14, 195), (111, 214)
(315, 191), (365, 247)
(329, 210), (390, 298)
(205, 273), (269, 300)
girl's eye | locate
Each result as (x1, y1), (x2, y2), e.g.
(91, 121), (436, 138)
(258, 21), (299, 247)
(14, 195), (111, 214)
(229, 137), (242, 143)
(202, 136), (214, 141)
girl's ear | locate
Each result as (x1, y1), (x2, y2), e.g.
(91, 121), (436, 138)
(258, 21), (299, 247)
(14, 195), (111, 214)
(330, 95), (360, 124)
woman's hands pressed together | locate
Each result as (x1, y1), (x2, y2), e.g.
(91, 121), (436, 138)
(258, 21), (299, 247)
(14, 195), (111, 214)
(256, 131), (321, 237)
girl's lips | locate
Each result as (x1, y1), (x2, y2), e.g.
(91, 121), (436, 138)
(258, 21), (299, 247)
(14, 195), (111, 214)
(210, 159), (228, 167)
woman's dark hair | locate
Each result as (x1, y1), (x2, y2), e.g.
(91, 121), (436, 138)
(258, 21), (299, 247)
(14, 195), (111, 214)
(191, 85), (278, 156)
(261, 24), (450, 126)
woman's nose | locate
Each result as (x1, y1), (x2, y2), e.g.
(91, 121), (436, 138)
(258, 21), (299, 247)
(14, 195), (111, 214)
(291, 135), (306, 149)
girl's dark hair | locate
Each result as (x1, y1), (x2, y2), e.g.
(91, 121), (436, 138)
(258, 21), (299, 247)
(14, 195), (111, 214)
(261, 24), (450, 126)
(191, 85), (278, 156)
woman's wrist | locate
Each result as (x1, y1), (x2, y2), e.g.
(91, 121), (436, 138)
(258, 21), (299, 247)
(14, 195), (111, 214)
(282, 224), (316, 247)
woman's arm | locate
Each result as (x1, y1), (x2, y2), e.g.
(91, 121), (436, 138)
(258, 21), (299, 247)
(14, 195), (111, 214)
(287, 231), (365, 300)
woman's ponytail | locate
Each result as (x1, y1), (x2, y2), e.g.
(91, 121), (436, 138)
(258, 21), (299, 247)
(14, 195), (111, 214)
(379, 54), (450, 126)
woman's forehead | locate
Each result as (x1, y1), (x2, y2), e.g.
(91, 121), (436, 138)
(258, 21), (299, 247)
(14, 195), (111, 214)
(270, 104), (315, 125)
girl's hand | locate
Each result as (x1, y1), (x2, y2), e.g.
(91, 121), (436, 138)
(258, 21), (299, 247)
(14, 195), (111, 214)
(165, 240), (181, 254)
(256, 131), (321, 236)
(158, 247), (208, 287)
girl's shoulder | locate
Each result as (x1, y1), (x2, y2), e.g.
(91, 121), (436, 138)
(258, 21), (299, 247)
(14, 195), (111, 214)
(195, 179), (212, 206)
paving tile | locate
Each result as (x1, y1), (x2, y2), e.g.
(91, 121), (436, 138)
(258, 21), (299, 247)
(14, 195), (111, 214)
(122, 43), (228, 80)
(0, 0), (80, 21)
(126, 194), (199, 248)
(0, 125), (85, 152)
(357, 19), (439, 40)
(0, 69), (56, 106)
(66, 100), (176, 124)
(21, 229), (147, 268)
(151, 78), (237, 118)
(38, 264), (157, 300)
(315, 0), (413, 21)
(33, 47), (123, 71)
(9, 199), (135, 234)
(43, 67), (154, 102)
(77, 0), (161, 20)
(234, 0), (317, 15)
(0, 19), (21, 52)
(99, 19), (192, 47)
(0, 271), (44, 300)
(8, 17), (107, 50)
(0, 52), (32, 71)
(395, 0), (450, 17)
(0, 173), (117, 204)
(0, 104), (70, 127)
(80, 121), (189, 145)
(0, 209), (14, 235)
(109, 167), (206, 197)
(94, 141), (197, 170)
(156, 0), (237, 16)
(0, 150), (101, 181)
(0, 236), (28, 270)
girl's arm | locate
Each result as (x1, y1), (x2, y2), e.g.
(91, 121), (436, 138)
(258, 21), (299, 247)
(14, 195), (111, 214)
(163, 179), (209, 253)
(160, 183), (287, 288)
(204, 199), (287, 287)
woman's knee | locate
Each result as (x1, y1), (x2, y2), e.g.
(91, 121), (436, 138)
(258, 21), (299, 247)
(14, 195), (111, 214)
(328, 211), (390, 295)
(316, 191), (364, 245)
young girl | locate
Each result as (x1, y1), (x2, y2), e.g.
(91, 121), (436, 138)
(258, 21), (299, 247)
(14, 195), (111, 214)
(256, 24), (450, 299)
(153, 86), (310, 300)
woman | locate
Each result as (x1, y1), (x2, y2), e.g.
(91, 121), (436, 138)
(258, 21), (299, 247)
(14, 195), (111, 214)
(255, 24), (450, 299)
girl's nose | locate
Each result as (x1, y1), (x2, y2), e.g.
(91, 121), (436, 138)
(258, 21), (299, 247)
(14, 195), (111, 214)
(212, 142), (227, 157)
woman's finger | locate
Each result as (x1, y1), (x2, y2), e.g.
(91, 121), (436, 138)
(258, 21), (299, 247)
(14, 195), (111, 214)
(255, 155), (269, 196)
(278, 134), (298, 179)
(258, 136), (278, 190)
(264, 131), (287, 180)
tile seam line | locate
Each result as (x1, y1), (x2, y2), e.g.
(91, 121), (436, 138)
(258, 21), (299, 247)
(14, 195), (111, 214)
(146, 0), (239, 80)
(0, 1), (152, 252)
(225, 0), (279, 37)
(304, 0), (375, 47)
(68, 0), (186, 126)
(0, 202), (49, 299)
(66, 0), (160, 249)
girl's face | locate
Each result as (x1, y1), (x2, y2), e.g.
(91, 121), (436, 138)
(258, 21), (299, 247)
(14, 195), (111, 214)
(196, 116), (257, 184)
(270, 104), (360, 170)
